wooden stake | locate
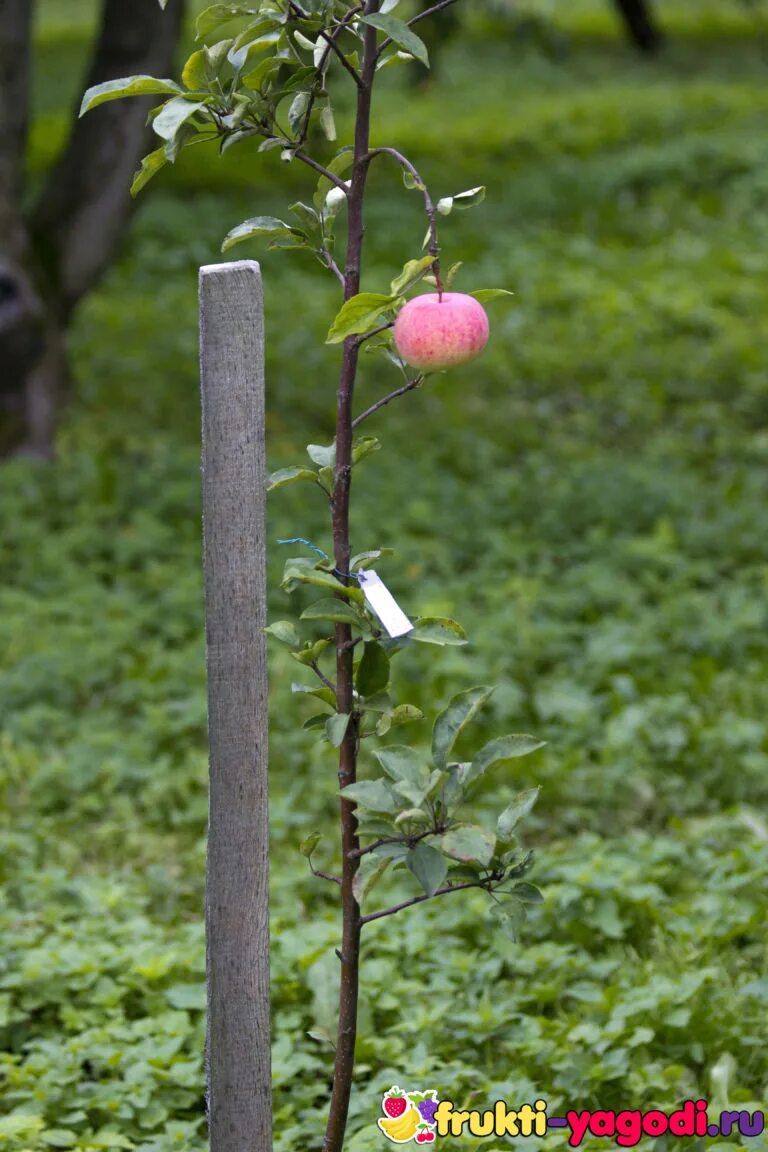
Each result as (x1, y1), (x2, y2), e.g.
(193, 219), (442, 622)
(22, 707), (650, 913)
(199, 260), (272, 1152)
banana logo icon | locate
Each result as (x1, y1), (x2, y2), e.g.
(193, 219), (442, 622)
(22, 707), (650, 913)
(378, 1106), (421, 1143)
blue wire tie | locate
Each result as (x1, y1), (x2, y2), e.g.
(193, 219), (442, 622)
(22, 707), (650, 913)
(276, 537), (360, 582)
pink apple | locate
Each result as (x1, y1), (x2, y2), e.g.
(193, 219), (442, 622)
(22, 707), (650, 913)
(393, 292), (490, 373)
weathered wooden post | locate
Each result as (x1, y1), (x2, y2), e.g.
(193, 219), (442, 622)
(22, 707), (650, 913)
(199, 260), (272, 1152)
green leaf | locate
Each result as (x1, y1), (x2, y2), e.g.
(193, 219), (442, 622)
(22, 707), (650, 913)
(497, 788), (541, 841)
(436, 186), (486, 216)
(442, 761), (472, 808)
(387, 704), (424, 728)
(320, 99), (337, 142)
(292, 636), (332, 665)
(196, 3), (250, 37)
(130, 147), (168, 197)
(222, 216), (296, 252)
(80, 76), (182, 116)
(392, 776), (428, 808)
(469, 734), (546, 783)
(356, 816), (397, 837)
(267, 465), (318, 491)
(394, 807), (432, 827)
(470, 289), (515, 304)
(152, 97), (208, 141)
(288, 90), (311, 135)
(489, 898), (527, 940)
(283, 565), (363, 601)
(401, 169), (424, 193)
(353, 855), (391, 905)
(356, 641), (390, 696)
(326, 713), (351, 747)
(340, 779), (397, 813)
(390, 255), (435, 297)
(350, 548), (394, 569)
(441, 825), (496, 867)
(373, 745), (429, 786)
(352, 436), (381, 466)
(182, 49), (212, 90)
(303, 713), (329, 730)
(406, 843), (447, 895)
(307, 442), (336, 468)
(301, 599), (363, 625)
(243, 56), (283, 89)
(265, 620), (302, 647)
(326, 292), (399, 344)
(377, 49), (418, 72)
(432, 686), (493, 769)
(512, 882), (544, 904)
(41, 1131), (78, 1149)
(410, 617), (468, 646)
(229, 33), (282, 73)
(360, 13), (430, 68)
(299, 832), (322, 857)
(292, 682), (336, 708)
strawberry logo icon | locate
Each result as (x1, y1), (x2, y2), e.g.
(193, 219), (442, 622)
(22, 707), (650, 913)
(383, 1087), (408, 1119)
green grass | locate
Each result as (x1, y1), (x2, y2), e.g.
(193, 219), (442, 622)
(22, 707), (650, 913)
(3, 3), (768, 1150)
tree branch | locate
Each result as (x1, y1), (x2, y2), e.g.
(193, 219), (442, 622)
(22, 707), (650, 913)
(352, 376), (423, 429)
(361, 878), (489, 926)
(348, 827), (438, 860)
(408, 0), (462, 29)
(310, 660), (337, 696)
(363, 146), (442, 293)
(294, 149), (351, 194)
(311, 865), (343, 886)
(318, 28), (364, 88)
(355, 320), (393, 345)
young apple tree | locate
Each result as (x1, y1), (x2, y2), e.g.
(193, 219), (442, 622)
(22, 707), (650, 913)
(81, 3), (545, 1149)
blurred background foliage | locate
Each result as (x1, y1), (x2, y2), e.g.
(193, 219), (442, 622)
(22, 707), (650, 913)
(2, 1), (768, 1149)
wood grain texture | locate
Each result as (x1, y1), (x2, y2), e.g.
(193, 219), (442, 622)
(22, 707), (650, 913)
(200, 260), (272, 1152)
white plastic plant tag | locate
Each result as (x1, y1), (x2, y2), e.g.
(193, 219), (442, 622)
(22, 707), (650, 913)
(358, 570), (413, 639)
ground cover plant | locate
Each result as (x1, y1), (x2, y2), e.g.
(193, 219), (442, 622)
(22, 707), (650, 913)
(2, 1), (768, 1150)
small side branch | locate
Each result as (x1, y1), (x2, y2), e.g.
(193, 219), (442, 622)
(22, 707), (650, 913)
(361, 878), (492, 926)
(318, 28), (364, 87)
(294, 149), (351, 194)
(363, 146), (442, 294)
(356, 320), (393, 346)
(348, 827), (438, 861)
(322, 250), (346, 288)
(311, 865), (343, 886)
(352, 376), (423, 429)
(408, 0), (462, 29)
(310, 660), (337, 696)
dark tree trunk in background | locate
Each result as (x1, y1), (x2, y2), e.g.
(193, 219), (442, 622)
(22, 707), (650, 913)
(0, 0), (41, 453)
(414, 0), (662, 73)
(0, 0), (185, 457)
(612, 0), (662, 53)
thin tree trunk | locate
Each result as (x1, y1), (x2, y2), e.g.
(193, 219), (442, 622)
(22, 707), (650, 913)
(323, 8), (380, 1152)
(0, 0), (185, 456)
